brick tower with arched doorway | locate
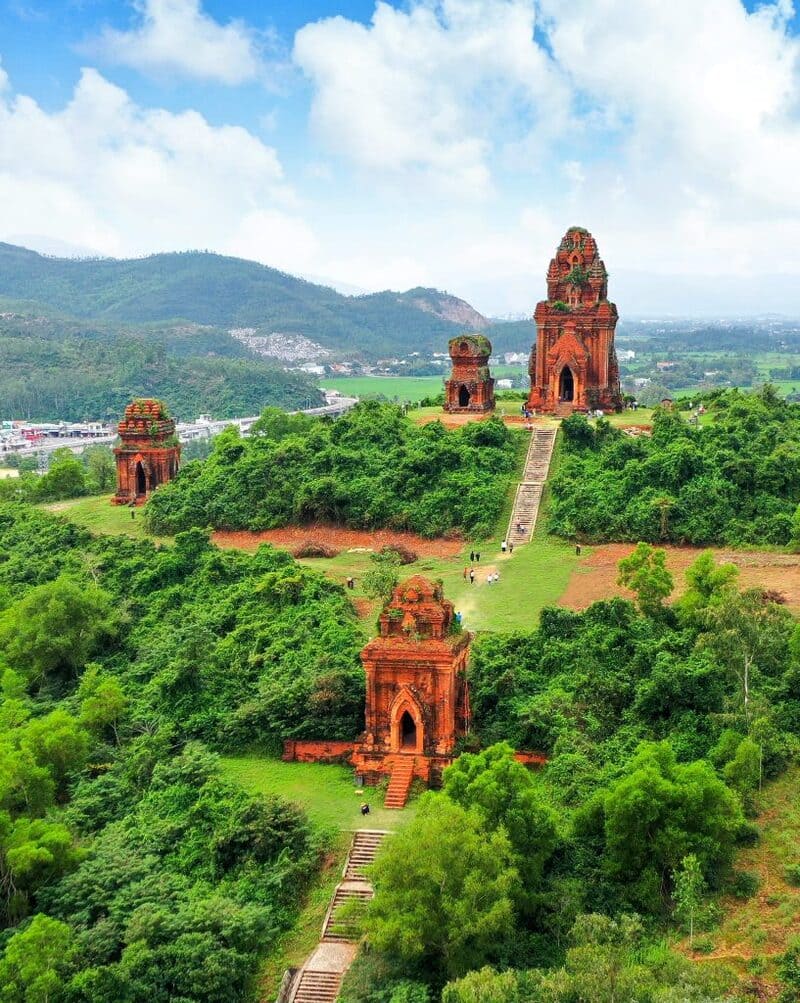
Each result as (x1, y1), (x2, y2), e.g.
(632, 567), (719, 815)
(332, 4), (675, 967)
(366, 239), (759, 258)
(351, 575), (470, 786)
(112, 398), (180, 505)
(444, 334), (495, 413)
(526, 227), (622, 415)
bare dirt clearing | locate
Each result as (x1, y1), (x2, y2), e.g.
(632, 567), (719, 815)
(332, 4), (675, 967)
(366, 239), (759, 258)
(212, 524), (464, 559)
(560, 543), (800, 612)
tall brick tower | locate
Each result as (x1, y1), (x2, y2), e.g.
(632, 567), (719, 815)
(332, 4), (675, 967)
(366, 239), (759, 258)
(527, 227), (622, 415)
(352, 575), (471, 787)
(112, 398), (180, 505)
(444, 334), (495, 413)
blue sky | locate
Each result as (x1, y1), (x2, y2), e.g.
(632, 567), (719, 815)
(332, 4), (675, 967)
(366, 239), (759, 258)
(1, 0), (799, 315)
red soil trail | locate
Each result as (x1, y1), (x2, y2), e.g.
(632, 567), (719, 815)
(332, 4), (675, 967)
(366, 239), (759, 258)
(212, 524), (464, 559)
(560, 543), (800, 612)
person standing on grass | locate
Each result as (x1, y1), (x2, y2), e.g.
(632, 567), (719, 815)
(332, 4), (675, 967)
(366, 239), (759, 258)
(463, 566), (468, 580)
(509, 542), (514, 554)
(475, 551), (481, 563)
(501, 540), (507, 554)
(469, 569), (475, 585)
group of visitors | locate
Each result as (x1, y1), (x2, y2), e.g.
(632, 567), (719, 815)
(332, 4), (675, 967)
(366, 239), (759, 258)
(485, 572), (501, 584)
(500, 539), (514, 553)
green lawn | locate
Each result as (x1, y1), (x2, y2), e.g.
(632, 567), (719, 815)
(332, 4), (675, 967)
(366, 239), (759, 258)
(220, 757), (415, 832)
(298, 426), (583, 634)
(322, 375), (444, 402)
(39, 495), (170, 543)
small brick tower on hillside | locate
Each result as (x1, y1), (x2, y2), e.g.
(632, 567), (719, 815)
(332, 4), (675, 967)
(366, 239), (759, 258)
(444, 334), (495, 413)
(351, 575), (470, 787)
(527, 227), (622, 415)
(112, 398), (180, 505)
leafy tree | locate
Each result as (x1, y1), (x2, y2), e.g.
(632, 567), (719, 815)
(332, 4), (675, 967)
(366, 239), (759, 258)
(77, 666), (127, 745)
(0, 577), (116, 685)
(578, 741), (743, 909)
(0, 814), (83, 923)
(32, 449), (87, 503)
(363, 794), (518, 982)
(675, 550), (738, 622)
(442, 742), (559, 896)
(82, 446), (116, 494)
(673, 854), (704, 947)
(699, 587), (793, 732)
(441, 966), (521, 1003)
(0, 913), (74, 1002)
(617, 543), (674, 617)
(362, 551), (402, 603)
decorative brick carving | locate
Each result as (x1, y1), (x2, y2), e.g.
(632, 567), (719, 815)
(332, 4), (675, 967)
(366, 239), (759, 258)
(527, 227), (623, 415)
(112, 398), (180, 505)
(351, 575), (470, 783)
(444, 334), (495, 413)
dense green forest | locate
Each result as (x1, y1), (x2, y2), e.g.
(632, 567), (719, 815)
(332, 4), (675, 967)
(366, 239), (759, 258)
(0, 503), (366, 1000)
(0, 312), (323, 421)
(342, 548), (800, 1001)
(145, 403), (519, 538)
(549, 389), (800, 547)
(0, 244), (483, 359)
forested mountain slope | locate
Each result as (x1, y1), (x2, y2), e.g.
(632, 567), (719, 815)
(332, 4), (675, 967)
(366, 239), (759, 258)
(0, 243), (487, 358)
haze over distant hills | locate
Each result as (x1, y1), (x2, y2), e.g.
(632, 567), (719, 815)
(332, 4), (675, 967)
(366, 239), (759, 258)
(0, 243), (489, 360)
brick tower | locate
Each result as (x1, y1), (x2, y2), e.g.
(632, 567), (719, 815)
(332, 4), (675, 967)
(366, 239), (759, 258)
(527, 227), (622, 415)
(444, 334), (495, 413)
(351, 575), (470, 787)
(112, 398), (180, 505)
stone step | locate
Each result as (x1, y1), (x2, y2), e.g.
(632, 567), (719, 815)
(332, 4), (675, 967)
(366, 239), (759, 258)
(343, 829), (389, 878)
(292, 970), (342, 1003)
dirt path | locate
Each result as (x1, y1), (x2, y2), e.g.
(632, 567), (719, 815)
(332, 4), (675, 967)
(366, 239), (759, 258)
(560, 544), (800, 612)
(212, 524), (463, 559)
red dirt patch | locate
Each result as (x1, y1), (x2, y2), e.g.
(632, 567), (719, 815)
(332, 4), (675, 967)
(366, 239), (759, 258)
(351, 598), (374, 619)
(560, 543), (800, 612)
(212, 524), (463, 559)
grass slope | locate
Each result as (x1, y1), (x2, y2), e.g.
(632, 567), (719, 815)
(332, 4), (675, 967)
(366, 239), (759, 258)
(683, 765), (800, 993)
(219, 758), (414, 833)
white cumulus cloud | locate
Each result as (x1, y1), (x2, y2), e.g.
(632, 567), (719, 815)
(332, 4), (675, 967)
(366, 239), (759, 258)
(0, 66), (316, 275)
(92, 0), (264, 84)
(294, 0), (567, 197)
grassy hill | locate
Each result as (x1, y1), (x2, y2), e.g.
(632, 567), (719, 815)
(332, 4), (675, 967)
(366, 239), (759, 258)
(0, 243), (488, 359)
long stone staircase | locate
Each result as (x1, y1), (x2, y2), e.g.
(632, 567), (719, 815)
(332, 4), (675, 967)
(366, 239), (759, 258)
(383, 757), (415, 809)
(507, 427), (557, 547)
(282, 830), (390, 1003)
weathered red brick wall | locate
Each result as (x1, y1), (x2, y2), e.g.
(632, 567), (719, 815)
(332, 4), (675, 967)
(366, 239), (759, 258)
(282, 740), (354, 764)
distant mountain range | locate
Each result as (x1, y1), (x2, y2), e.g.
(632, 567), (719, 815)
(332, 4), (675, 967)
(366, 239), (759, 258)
(0, 243), (491, 360)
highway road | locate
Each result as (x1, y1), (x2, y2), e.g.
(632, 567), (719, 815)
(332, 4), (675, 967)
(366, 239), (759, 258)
(4, 396), (359, 459)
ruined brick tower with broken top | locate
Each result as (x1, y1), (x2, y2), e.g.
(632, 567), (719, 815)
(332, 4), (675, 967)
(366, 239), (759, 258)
(112, 398), (180, 505)
(526, 226), (623, 415)
(444, 334), (496, 413)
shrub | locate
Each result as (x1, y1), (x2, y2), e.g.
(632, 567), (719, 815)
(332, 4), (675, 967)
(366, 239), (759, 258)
(784, 863), (800, 887)
(380, 544), (418, 565)
(294, 540), (340, 558)
(692, 936), (716, 955)
(730, 870), (760, 899)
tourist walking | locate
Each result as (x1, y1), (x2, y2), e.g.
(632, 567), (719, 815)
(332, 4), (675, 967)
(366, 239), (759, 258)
(469, 569), (475, 584)
(470, 550), (475, 562)
(475, 551), (481, 563)
(501, 540), (507, 553)
(509, 542), (514, 554)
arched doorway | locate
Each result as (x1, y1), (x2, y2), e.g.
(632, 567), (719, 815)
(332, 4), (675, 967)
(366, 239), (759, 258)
(399, 710), (417, 750)
(135, 461), (147, 496)
(458, 384), (471, 407)
(559, 367), (575, 402)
